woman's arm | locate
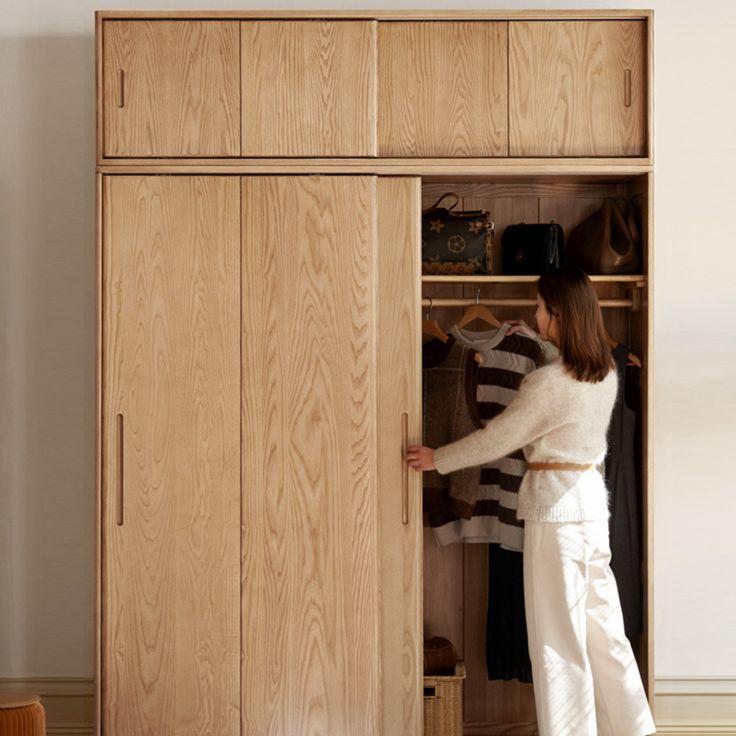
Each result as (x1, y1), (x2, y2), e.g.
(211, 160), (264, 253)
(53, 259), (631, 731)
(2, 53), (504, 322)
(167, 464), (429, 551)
(407, 368), (561, 475)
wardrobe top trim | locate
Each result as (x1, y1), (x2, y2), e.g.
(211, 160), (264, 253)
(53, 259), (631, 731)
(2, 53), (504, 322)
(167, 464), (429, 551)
(96, 9), (653, 21)
(96, 160), (654, 176)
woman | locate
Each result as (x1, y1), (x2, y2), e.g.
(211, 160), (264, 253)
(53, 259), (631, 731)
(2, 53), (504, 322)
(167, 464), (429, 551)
(406, 267), (656, 736)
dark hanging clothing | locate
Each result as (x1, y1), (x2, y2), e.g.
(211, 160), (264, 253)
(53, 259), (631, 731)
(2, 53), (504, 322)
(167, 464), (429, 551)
(422, 329), (537, 683)
(486, 543), (533, 683)
(605, 343), (643, 639)
(421, 335), (482, 527)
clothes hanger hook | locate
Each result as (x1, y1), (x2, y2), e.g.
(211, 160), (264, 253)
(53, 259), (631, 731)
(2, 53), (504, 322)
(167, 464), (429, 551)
(475, 287), (481, 305)
(425, 297), (433, 321)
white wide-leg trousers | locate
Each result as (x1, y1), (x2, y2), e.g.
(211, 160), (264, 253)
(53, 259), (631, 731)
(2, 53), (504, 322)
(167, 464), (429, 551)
(523, 519), (656, 736)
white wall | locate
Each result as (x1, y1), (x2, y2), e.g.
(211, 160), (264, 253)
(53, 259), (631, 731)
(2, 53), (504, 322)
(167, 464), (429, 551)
(1, 0), (735, 697)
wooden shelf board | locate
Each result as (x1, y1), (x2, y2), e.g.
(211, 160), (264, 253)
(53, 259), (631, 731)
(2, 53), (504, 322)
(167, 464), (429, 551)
(421, 274), (646, 284)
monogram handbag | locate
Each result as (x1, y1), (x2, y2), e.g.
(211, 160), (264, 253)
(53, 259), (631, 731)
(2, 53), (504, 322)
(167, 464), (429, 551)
(421, 193), (495, 275)
(501, 222), (565, 275)
(566, 198), (641, 274)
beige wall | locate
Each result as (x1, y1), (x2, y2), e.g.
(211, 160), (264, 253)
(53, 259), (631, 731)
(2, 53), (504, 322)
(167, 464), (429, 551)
(1, 0), (735, 729)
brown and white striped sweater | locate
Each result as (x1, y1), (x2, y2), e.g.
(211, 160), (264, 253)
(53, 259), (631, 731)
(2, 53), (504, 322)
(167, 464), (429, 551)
(430, 324), (544, 550)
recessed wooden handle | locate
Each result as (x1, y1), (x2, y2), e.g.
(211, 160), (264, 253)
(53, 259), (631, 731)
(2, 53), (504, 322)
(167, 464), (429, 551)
(116, 413), (124, 526)
(401, 412), (409, 526)
(624, 69), (632, 108)
(116, 69), (125, 108)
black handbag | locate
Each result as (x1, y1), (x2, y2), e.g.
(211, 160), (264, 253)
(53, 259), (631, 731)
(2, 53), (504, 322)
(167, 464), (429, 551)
(421, 193), (495, 275)
(501, 222), (565, 275)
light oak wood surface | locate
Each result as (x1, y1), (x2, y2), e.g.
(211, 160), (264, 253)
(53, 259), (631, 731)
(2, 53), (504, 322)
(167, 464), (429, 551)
(96, 12), (655, 731)
(241, 21), (377, 156)
(98, 159), (653, 174)
(376, 177), (423, 735)
(97, 10), (653, 20)
(378, 22), (508, 157)
(103, 20), (240, 157)
(509, 21), (647, 157)
(102, 176), (240, 735)
(241, 176), (380, 735)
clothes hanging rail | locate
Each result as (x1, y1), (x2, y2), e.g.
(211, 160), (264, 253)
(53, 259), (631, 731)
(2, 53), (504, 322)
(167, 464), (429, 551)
(421, 298), (633, 309)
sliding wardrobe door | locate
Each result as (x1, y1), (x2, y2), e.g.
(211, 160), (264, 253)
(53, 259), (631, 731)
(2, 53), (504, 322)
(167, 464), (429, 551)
(102, 21), (241, 157)
(241, 175), (422, 735)
(376, 177), (423, 735)
(101, 176), (240, 735)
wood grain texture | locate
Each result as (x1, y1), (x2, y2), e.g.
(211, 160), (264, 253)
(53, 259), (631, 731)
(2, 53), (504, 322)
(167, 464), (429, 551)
(376, 177), (423, 736)
(241, 21), (377, 156)
(378, 22), (508, 157)
(96, 14), (104, 162)
(97, 160), (654, 176)
(509, 21), (647, 157)
(103, 21), (240, 157)
(241, 176), (380, 735)
(642, 171), (654, 701)
(95, 172), (103, 734)
(97, 10), (653, 20)
(101, 176), (240, 735)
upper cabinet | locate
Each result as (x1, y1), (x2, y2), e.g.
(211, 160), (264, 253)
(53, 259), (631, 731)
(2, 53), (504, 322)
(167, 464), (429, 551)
(98, 14), (650, 160)
(509, 21), (647, 157)
(241, 21), (377, 157)
(102, 21), (241, 157)
(378, 22), (508, 157)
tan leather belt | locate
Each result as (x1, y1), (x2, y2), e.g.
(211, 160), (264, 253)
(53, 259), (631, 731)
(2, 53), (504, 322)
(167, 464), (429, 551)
(527, 462), (598, 472)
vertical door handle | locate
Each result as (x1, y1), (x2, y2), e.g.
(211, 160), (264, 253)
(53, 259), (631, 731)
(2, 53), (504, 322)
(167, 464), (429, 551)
(401, 412), (409, 525)
(116, 413), (124, 526)
(624, 69), (632, 108)
(116, 69), (125, 108)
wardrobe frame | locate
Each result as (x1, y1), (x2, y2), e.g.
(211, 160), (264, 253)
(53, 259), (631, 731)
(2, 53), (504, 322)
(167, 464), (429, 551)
(95, 9), (654, 735)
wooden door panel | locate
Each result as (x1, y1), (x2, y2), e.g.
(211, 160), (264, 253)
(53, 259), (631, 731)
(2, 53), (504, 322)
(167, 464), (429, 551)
(378, 22), (508, 157)
(102, 176), (240, 735)
(241, 176), (380, 734)
(241, 21), (377, 156)
(103, 21), (240, 156)
(376, 177), (423, 735)
(509, 21), (646, 156)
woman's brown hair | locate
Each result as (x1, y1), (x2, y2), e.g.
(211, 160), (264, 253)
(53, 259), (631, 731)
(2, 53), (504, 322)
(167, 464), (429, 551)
(537, 266), (613, 383)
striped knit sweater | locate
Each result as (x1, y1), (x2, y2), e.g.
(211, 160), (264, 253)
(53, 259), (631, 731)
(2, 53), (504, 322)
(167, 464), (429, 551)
(431, 324), (543, 550)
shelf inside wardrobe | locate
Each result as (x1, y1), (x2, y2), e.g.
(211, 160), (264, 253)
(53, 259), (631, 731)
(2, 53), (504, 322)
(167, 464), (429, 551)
(422, 275), (647, 284)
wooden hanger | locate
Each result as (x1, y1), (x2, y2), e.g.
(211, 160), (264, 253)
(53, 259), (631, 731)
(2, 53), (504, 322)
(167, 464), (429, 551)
(456, 288), (501, 330)
(422, 298), (449, 343)
(604, 328), (642, 368)
(455, 289), (501, 364)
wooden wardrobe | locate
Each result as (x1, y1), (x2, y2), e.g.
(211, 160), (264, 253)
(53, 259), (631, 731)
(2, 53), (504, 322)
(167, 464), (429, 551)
(95, 10), (653, 735)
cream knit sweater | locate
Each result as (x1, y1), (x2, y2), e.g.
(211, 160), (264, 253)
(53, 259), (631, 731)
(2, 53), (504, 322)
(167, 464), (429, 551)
(433, 338), (618, 522)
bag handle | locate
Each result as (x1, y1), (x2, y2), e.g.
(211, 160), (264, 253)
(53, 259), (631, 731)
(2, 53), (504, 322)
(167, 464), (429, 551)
(610, 198), (639, 255)
(422, 192), (460, 214)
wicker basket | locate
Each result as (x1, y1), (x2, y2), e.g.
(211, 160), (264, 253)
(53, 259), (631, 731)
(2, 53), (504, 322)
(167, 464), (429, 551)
(423, 661), (466, 736)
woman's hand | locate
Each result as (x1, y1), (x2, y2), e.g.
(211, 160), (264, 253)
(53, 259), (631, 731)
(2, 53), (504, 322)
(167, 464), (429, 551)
(505, 319), (538, 340)
(405, 445), (436, 471)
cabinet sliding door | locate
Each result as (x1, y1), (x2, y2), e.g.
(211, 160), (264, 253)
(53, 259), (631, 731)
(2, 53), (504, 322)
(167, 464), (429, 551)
(101, 175), (241, 735)
(241, 175), (422, 735)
